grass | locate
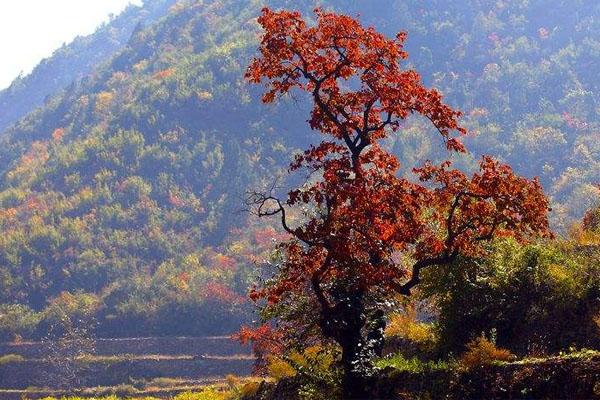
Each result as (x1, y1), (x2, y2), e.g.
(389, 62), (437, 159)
(510, 348), (599, 366)
(377, 348), (600, 373)
(3, 376), (265, 400)
(30, 389), (231, 400)
(0, 353), (25, 365)
(375, 353), (454, 373)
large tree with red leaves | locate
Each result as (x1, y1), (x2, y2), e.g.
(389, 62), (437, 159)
(243, 8), (551, 399)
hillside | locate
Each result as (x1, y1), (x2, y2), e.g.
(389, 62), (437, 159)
(0, 0), (176, 133)
(0, 0), (295, 339)
(0, 0), (599, 341)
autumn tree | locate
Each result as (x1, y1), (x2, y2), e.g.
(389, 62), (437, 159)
(243, 8), (551, 399)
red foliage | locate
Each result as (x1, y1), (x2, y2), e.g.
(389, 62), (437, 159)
(168, 192), (185, 208)
(247, 8), (466, 152)
(202, 281), (245, 304)
(212, 253), (237, 272)
(582, 184), (600, 231)
(178, 271), (191, 284)
(52, 128), (65, 142)
(152, 68), (175, 80)
(235, 324), (285, 371)
(562, 112), (588, 131)
(244, 8), (551, 394)
(488, 32), (500, 45)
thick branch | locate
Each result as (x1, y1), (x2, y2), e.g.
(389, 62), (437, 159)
(395, 251), (458, 296)
(311, 253), (333, 312)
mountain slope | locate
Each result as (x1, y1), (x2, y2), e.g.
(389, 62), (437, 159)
(0, 0), (599, 340)
(0, 0), (176, 133)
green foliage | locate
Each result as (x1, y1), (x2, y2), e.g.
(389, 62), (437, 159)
(0, 1), (177, 133)
(0, 304), (40, 340)
(375, 353), (452, 373)
(422, 237), (600, 355)
(0, 0), (293, 339)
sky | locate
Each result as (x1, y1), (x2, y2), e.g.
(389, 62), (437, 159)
(0, 0), (143, 90)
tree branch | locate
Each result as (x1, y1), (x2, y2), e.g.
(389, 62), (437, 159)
(395, 251), (458, 296)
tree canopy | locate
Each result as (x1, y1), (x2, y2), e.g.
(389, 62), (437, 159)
(243, 8), (551, 399)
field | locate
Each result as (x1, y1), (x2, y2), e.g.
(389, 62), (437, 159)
(0, 337), (254, 399)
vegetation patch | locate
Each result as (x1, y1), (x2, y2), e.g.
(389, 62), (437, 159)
(0, 353), (25, 365)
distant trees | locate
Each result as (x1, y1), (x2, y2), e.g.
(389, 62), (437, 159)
(244, 8), (550, 399)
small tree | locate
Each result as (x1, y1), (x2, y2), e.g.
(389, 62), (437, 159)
(243, 8), (551, 399)
(42, 315), (97, 389)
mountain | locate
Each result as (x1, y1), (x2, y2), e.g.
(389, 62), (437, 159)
(0, 0), (176, 134)
(0, 0), (598, 340)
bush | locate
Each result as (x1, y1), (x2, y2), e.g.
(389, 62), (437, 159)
(264, 345), (340, 400)
(39, 291), (100, 335)
(267, 356), (297, 380)
(239, 381), (261, 398)
(459, 336), (515, 369)
(422, 237), (600, 356)
(385, 302), (437, 356)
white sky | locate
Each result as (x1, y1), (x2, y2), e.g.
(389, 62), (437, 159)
(0, 0), (143, 90)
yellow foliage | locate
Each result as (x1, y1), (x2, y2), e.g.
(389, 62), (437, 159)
(133, 59), (149, 72)
(386, 305), (436, 349)
(197, 90), (213, 101)
(267, 345), (336, 382)
(76, 187), (95, 204)
(173, 389), (229, 400)
(240, 381), (261, 397)
(267, 355), (297, 380)
(224, 374), (240, 389)
(7, 141), (49, 183)
(95, 91), (115, 114)
(169, 1), (187, 13)
(570, 222), (600, 246)
(459, 335), (515, 369)
(228, 241), (246, 254)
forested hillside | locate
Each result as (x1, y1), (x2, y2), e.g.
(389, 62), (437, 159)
(0, 0), (175, 133)
(0, 0), (599, 341)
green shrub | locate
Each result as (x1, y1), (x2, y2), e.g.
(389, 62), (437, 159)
(422, 238), (600, 356)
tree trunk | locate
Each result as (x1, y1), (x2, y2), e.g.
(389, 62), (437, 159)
(340, 335), (370, 399)
(320, 290), (373, 399)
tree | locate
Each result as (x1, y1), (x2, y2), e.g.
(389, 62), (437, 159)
(243, 7), (551, 399)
